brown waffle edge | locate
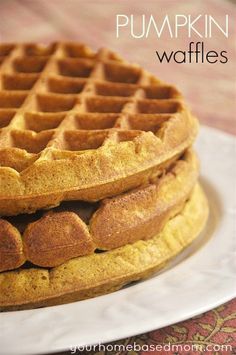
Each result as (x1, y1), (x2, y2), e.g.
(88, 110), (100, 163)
(0, 149), (198, 271)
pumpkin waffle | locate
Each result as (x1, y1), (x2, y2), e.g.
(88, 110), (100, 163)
(0, 149), (199, 272)
(0, 183), (208, 311)
(0, 42), (198, 216)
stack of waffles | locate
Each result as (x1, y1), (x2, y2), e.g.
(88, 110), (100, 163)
(0, 42), (208, 310)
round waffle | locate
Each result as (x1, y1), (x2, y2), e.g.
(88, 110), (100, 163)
(0, 183), (208, 311)
(0, 42), (198, 216)
(0, 149), (199, 272)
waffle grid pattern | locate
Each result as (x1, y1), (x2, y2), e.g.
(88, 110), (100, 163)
(0, 42), (182, 172)
(0, 42), (199, 217)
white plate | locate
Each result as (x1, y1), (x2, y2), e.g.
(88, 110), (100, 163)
(0, 126), (236, 355)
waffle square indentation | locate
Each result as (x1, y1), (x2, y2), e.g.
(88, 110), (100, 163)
(86, 97), (129, 113)
(63, 43), (95, 59)
(0, 44), (15, 56)
(2, 74), (38, 90)
(24, 112), (65, 132)
(137, 99), (180, 114)
(95, 83), (136, 97)
(74, 113), (118, 130)
(0, 92), (27, 108)
(13, 57), (48, 73)
(11, 130), (54, 153)
(36, 94), (76, 113)
(0, 110), (16, 128)
(47, 77), (86, 94)
(144, 85), (180, 99)
(57, 59), (94, 78)
(62, 131), (109, 151)
(104, 63), (141, 84)
(23, 44), (56, 56)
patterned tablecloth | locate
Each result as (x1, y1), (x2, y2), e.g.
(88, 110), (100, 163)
(0, 0), (235, 354)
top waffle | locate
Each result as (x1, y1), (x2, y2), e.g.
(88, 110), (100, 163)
(0, 42), (198, 216)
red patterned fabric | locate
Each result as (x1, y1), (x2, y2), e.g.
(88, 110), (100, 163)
(0, 1), (235, 353)
(144, 299), (236, 354)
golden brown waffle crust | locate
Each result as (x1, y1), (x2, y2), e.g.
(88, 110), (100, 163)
(0, 184), (209, 311)
(0, 150), (199, 271)
(0, 42), (198, 215)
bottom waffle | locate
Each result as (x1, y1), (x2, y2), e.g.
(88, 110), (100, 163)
(0, 183), (208, 311)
